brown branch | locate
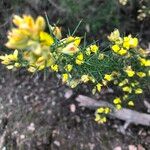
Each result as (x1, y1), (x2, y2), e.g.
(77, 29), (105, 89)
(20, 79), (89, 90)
(76, 95), (150, 126)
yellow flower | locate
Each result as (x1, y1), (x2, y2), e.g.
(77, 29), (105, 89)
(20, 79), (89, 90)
(102, 79), (107, 86)
(123, 36), (130, 50)
(118, 48), (127, 55)
(81, 75), (90, 83)
(35, 56), (46, 70)
(114, 80), (118, 85)
(145, 60), (150, 67)
(14, 62), (20, 68)
(50, 26), (62, 39)
(97, 107), (104, 113)
(28, 66), (36, 73)
(61, 43), (79, 55)
(13, 15), (45, 32)
(123, 35), (138, 49)
(62, 73), (69, 83)
(6, 15), (46, 49)
(63, 36), (81, 47)
(76, 53), (84, 65)
(128, 101), (134, 106)
(65, 64), (73, 72)
(6, 29), (30, 49)
(115, 37), (123, 45)
(123, 94), (128, 100)
(0, 49), (19, 66)
(124, 66), (135, 77)
(89, 44), (99, 53)
(137, 72), (146, 78)
(92, 88), (96, 95)
(95, 114), (107, 123)
(104, 74), (113, 81)
(116, 104), (122, 110)
(51, 64), (59, 72)
(95, 114), (101, 122)
(98, 53), (105, 60)
(68, 79), (80, 88)
(140, 58), (150, 67)
(129, 37), (138, 48)
(108, 29), (120, 42)
(85, 47), (91, 55)
(89, 77), (96, 83)
(111, 44), (120, 53)
(113, 97), (121, 104)
(118, 79), (128, 87)
(135, 88), (143, 94)
(122, 86), (132, 93)
(96, 83), (102, 92)
(104, 107), (111, 114)
(27, 41), (42, 55)
(40, 31), (54, 46)
(100, 117), (107, 123)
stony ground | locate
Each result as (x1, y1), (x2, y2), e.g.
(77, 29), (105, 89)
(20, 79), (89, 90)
(0, 65), (150, 150)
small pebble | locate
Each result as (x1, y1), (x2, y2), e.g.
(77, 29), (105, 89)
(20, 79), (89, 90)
(20, 134), (25, 140)
(113, 146), (122, 150)
(70, 104), (76, 113)
(53, 140), (60, 147)
(128, 145), (137, 150)
(27, 123), (35, 132)
(64, 90), (73, 99)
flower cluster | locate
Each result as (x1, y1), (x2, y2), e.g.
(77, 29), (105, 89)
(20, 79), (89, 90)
(95, 107), (111, 123)
(0, 15), (149, 124)
(3, 15), (62, 72)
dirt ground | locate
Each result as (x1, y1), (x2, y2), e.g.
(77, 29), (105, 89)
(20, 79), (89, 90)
(0, 65), (150, 150)
(0, 0), (150, 149)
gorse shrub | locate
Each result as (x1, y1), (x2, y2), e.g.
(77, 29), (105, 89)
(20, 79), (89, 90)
(0, 15), (149, 124)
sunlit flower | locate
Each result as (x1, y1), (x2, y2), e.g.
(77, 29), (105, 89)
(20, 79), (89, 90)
(128, 101), (134, 106)
(108, 29), (120, 42)
(0, 50), (20, 69)
(135, 88), (143, 94)
(111, 44), (120, 53)
(96, 83), (102, 92)
(122, 86), (132, 93)
(124, 66), (135, 77)
(65, 64), (73, 72)
(89, 44), (99, 53)
(137, 72), (146, 78)
(50, 26), (62, 39)
(104, 74), (113, 81)
(76, 53), (84, 65)
(61, 42), (79, 55)
(62, 73), (69, 83)
(40, 31), (54, 46)
(81, 75), (90, 83)
(51, 64), (59, 72)
(6, 15), (46, 49)
(113, 97), (121, 104)
(139, 58), (150, 66)
(116, 104), (122, 110)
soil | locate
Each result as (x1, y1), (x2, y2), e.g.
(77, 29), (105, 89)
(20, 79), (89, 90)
(0, 0), (150, 149)
(0, 65), (150, 150)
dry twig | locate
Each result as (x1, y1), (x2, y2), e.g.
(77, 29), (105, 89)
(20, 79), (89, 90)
(76, 95), (150, 126)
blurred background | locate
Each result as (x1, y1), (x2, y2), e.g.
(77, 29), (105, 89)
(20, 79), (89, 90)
(0, 0), (150, 149)
(0, 0), (149, 49)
